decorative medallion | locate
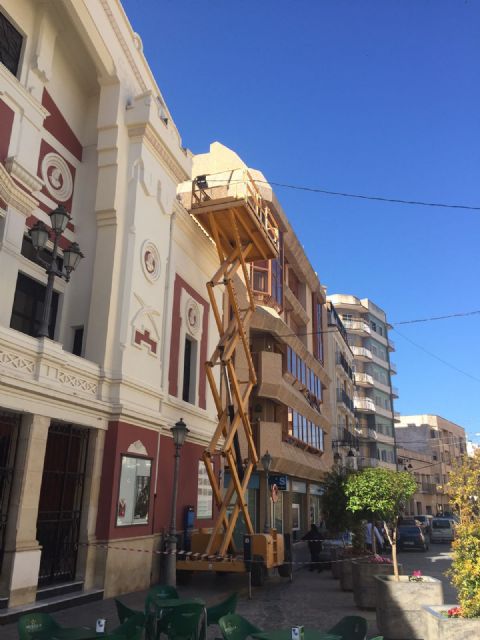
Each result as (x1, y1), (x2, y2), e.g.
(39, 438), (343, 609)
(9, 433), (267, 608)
(185, 298), (201, 334)
(41, 152), (73, 202)
(141, 240), (160, 282)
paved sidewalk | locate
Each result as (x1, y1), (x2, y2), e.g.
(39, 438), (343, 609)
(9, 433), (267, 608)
(1, 545), (455, 640)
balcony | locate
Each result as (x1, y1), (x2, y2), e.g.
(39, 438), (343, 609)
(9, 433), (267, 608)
(390, 361), (397, 374)
(354, 372), (374, 387)
(336, 352), (353, 380)
(391, 386), (399, 398)
(343, 319), (371, 336)
(336, 388), (354, 413)
(388, 337), (395, 351)
(354, 396), (376, 413)
(358, 457), (379, 469)
(418, 482), (437, 494)
(351, 346), (373, 362)
(394, 411), (401, 422)
(327, 294), (363, 311)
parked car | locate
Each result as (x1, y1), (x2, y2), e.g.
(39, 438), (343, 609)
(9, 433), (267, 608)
(430, 517), (456, 543)
(414, 514), (434, 534)
(398, 525), (430, 551)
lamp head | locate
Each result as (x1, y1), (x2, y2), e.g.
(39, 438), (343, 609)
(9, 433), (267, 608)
(171, 418), (189, 448)
(261, 450), (272, 472)
(29, 220), (50, 250)
(48, 205), (71, 235)
(63, 242), (84, 278)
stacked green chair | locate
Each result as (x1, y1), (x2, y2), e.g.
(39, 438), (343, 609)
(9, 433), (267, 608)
(18, 613), (61, 640)
(327, 616), (368, 640)
(110, 612), (146, 639)
(206, 592), (238, 627)
(163, 602), (205, 640)
(218, 613), (262, 640)
(145, 584), (180, 639)
(116, 599), (143, 624)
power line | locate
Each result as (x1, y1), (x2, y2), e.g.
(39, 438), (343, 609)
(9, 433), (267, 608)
(393, 310), (480, 325)
(391, 327), (480, 384)
(201, 175), (480, 211)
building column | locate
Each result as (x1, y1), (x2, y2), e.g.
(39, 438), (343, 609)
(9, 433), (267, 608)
(76, 428), (106, 590)
(1, 414), (50, 607)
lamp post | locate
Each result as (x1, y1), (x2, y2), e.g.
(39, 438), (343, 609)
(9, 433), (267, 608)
(165, 418), (189, 586)
(28, 205), (83, 338)
(261, 451), (272, 534)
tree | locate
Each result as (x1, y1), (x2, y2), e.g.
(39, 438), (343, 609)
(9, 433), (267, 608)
(321, 468), (353, 535)
(447, 450), (480, 617)
(345, 467), (417, 580)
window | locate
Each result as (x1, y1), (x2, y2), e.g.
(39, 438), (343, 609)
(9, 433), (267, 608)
(72, 327), (84, 357)
(10, 272), (59, 339)
(116, 455), (152, 526)
(251, 261), (269, 293)
(0, 12), (23, 77)
(182, 336), (197, 404)
(312, 296), (324, 363)
(196, 461), (213, 519)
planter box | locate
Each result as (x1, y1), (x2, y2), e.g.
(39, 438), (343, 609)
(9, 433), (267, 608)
(352, 559), (402, 610)
(423, 605), (480, 640)
(339, 557), (354, 591)
(330, 547), (344, 579)
(376, 575), (443, 639)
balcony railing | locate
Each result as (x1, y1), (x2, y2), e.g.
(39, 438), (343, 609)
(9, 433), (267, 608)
(354, 372), (374, 387)
(336, 388), (354, 412)
(391, 386), (399, 398)
(358, 457), (379, 469)
(388, 337), (396, 351)
(351, 346), (373, 361)
(394, 411), (401, 422)
(336, 352), (353, 379)
(354, 396), (376, 413)
(342, 319), (371, 335)
(390, 361), (397, 374)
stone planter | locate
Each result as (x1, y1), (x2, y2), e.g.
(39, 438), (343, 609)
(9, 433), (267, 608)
(352, 559), (402, 610)
(339, 557), (354, 591)
(376, 575), (443, 639)
(330, 547), (344, 579)
(422, 605), (480, 640)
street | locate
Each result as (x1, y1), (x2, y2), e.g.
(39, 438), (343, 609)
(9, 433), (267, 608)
(1, 544), (456, 640)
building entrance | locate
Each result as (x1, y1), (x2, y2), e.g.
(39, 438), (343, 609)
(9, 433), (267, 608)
(0, 411), (20, 573)
(36, 423), (89, 586)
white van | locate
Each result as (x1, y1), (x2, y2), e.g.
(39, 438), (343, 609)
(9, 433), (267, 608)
(430, 517), (455, 543)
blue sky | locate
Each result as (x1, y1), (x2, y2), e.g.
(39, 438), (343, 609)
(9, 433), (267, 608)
(123, 0), (480, 440)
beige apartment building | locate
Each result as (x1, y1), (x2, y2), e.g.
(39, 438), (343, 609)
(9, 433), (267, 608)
(327, 295), (398, 470)
(179, 142), (333, 543)
(324, 301), (358, 468)
(396, 415), (467, 515)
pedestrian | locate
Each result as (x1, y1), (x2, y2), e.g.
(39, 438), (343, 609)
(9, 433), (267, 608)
(364, 520), (384, 552)
(302, 524), (324, 572)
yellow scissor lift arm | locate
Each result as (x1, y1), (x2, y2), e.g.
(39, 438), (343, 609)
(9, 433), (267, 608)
(176, 171), (292, 586)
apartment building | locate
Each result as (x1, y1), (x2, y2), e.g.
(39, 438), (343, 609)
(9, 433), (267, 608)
(396, 415), (467, 515)
(327, 295), (398, 470)
(324, 301), (358, 468)
(179, 142), (333, 543)
(397, 447), (439, 516)
(0, 0), (222, 609)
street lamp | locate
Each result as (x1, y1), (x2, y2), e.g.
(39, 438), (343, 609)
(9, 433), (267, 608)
(165, 418), (189, 586)
(261, 450), (272, 534)
(29, 205), (83, 338)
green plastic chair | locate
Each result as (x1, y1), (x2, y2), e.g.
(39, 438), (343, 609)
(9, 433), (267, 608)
(369, 637), (383, 640)
(116, 599), (143, 624)
(163, 602), (205, 640)
(109, 612), (145, 640)
(147, 584), (179, 601)
(206, 592), (238, 626)
(218, 614), (262, 640)
(327, 615), (368, 640)
(18, 613), (61, 640)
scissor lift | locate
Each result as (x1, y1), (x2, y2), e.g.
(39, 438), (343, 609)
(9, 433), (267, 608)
(176, 171), (292, 585)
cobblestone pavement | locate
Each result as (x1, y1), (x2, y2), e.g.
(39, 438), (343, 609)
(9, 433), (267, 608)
(1, 544), (455, 640)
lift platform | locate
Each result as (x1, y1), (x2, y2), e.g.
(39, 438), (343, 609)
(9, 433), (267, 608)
(176, 170), (292, 586)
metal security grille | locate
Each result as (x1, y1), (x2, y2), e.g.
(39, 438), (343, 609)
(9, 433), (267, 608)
(0, 411), (20, 572)
(36, 423), (89, 586)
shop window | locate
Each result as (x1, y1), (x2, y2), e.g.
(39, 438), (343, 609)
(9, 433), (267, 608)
(292, 503), (300, 533)
(182, 336), (197, 404)
(10, 272), (58, 339)
(116, 455), (152, 526)
(196, 460), (213, 519)
(0, 12), (23, 77)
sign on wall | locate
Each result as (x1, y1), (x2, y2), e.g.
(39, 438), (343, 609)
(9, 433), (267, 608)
(197, 460), (213, 519)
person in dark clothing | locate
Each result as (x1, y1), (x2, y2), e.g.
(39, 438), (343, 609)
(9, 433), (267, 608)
(302, 524), (324, 572)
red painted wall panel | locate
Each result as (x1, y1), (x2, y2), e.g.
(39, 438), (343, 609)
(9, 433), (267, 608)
(42, 89), (83, 162)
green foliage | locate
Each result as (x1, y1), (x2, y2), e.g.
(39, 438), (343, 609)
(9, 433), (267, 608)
(447, 450), (480, 618)
(344, 467), (417, 521)
(321, 468), (354, 534)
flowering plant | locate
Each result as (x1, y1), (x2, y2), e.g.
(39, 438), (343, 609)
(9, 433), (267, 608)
(367, 554), (392, 564)
(447, 606), (462, 618)
(408, 570), (424, 582)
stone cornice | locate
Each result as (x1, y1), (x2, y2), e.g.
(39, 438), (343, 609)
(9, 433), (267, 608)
(5, 157), (44, 193)
(0, 163), (39, 217)
(128, 123), (189, 184)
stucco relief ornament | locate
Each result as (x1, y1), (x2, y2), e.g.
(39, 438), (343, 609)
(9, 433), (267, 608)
(41, 152), (73, 202)
(141, 240), (161, 282)
(185, 298), (200, 335)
